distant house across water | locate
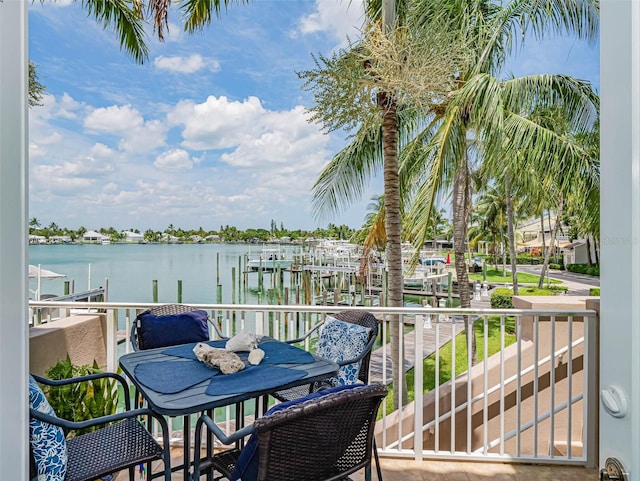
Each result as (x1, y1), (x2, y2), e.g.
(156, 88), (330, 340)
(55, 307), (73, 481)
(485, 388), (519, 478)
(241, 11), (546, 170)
(82, 230), (108, 244)
(122, 231), (144, 243)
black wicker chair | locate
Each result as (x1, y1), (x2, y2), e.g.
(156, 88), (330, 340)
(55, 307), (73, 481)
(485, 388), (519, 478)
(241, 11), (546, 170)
(29, 372), (171, 481)
(271, 310), (379, 403)
(192, 383), (388, 481)
(130, 303), (227, 351)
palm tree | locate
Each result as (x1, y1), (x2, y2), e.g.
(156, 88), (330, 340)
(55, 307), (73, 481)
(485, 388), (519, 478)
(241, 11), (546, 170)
(473, 185), (508, 270)
(352, 195), (387, 283)
(404, 0), (598, 307)
(301, 0), (469, 408)
(71, 0), (148, 63)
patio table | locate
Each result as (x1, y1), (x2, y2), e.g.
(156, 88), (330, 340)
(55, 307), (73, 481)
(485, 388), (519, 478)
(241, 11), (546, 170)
(119, 338), (339, 480)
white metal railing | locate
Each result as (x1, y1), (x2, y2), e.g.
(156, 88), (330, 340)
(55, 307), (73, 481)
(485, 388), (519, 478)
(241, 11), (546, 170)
(28, 301), (598, 467)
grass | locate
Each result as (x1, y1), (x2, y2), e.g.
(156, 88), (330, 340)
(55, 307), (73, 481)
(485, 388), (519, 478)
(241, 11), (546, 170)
(382, 315), (516, 415)
(468, 268), (561, 284)
(517, 286), (568, 295)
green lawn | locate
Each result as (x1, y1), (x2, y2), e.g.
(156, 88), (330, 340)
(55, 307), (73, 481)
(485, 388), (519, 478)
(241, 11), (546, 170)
(468, 268), (561, 284)
(382, 315), (516, 415)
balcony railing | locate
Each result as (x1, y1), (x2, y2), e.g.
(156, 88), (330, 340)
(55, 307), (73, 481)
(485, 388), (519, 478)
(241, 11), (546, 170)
(28, 301), (598, 468)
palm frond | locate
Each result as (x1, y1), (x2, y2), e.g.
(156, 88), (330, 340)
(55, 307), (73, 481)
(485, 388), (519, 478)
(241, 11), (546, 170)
(180, 0), (249, 34)
(311, 125), (384, 221)
(80, 0), (148, 64)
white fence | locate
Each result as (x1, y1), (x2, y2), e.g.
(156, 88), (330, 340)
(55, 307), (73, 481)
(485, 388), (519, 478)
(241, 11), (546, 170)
(28, 301), (598, 467)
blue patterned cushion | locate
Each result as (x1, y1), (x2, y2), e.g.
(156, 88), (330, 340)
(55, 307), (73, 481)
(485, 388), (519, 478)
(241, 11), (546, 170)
(316, 315), (371, 386)
(29, 375), (67, 481)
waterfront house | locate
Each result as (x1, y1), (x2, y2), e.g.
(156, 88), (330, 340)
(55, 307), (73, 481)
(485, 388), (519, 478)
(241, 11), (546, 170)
(122, 231), (144, 243)
(82, 230), (108, 244)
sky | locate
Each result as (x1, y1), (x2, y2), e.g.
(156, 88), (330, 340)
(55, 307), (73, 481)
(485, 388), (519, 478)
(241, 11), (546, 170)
(28, 0), (600, 233)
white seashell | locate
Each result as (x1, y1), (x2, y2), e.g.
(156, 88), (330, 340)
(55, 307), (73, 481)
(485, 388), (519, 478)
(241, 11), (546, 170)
(248, 348), (265, 365)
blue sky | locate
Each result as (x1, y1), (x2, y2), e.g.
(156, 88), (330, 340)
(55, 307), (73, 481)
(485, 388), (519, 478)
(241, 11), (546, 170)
(28, 0), (599, 232)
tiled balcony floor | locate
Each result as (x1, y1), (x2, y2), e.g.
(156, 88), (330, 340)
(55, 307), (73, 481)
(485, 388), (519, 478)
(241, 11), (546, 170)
(116, 448), (598, 481)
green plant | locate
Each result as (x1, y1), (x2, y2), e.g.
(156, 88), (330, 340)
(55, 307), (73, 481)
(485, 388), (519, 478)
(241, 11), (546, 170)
(490, 287), (514, 308)
(566, 263), (600, 276)
(589, 287), (600, 296)
(44, 356), (119, 438)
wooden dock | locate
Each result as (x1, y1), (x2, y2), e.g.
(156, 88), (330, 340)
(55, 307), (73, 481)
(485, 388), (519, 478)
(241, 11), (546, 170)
(369, 317), (465, 384)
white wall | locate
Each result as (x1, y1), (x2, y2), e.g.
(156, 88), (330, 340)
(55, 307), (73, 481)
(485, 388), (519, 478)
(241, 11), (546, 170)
(601, 0), (640, 477)
(0, 0), (29, 478)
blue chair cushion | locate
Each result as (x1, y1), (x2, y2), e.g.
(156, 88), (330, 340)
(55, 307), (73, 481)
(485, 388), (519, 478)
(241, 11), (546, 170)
(137, 309), (210, 350)
(316, 315), (371, 386)
(29, 375), (67, 481)
(230, 384), (360, 481)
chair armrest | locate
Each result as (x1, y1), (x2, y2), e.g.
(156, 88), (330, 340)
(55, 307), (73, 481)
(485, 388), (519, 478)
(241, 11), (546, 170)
(192, 414), (255, 478)
(283, 321), (323, 345)
(335, 333), (377, 367)
(130, 321), (140, 351)
(195, 414), (254, 447)
(206, 316), (229, 340)
(30, 406), (164, 432)
(31, 372), (131, 410)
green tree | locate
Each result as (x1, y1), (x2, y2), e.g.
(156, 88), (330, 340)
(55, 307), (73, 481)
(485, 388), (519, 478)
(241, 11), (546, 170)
(301, 0), (468, 408)
(28, 62), (46, 107)
(400, 0), (598, 363)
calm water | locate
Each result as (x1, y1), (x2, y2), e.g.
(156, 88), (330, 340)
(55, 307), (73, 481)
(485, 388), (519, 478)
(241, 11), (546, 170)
(29, 243), (301, 305)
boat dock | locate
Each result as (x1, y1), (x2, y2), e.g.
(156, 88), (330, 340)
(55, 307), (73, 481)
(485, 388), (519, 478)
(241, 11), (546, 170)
(368, 315), (465, 385)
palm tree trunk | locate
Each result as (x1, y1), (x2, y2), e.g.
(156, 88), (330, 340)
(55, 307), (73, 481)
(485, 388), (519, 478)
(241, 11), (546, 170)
(505, 173), (518, 295)
(452, 155), (476, 365)
(540, 213), (546, 259)
(538, 195), (564, 289)
(379, 90), (407, 408)
(501, 226), (506, 275)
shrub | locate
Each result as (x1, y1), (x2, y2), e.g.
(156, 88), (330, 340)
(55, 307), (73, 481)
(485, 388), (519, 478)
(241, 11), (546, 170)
(44, 355), (119, 438)
(566, 263), (600, 276)
(589, 287), (601, 296)
(490, 288), (513, 308)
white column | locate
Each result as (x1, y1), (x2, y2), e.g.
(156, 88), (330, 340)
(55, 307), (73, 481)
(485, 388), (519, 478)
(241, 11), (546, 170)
(0, 0), (29, 479)
(601, 0), (640, 477)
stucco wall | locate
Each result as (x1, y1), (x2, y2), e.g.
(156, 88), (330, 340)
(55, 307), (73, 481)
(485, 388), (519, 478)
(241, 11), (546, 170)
(29, 314), (107, 376)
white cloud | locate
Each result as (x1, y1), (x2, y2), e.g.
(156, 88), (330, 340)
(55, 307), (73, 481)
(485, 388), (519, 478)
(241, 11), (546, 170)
(154, 54), (221, 74)
(168, 95), (266, 150)
(89, 142), (115, 159)
(84, 104), (144, 134)
(164, 21), (184, 43)
(298, 0), (364, 47)
(84, 104), (167, 154)
(118, 119), (168, 154)
(154, 149), (194, 171)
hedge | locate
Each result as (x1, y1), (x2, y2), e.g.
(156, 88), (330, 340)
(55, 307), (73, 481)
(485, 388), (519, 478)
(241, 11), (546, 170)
(566, 263), (600, 276)
(490, 288), (514, 309)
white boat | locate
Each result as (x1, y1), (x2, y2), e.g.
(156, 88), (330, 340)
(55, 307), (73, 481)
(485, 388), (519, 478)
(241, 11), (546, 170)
(246, 247), (294, 271)
(101, 238), (111, 245)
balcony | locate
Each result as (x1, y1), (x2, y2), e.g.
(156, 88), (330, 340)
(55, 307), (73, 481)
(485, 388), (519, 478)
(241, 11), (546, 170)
(29, 300), (599, 478)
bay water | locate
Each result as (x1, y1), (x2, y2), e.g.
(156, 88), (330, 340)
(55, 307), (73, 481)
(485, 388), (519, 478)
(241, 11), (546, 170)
(29, 243), (301, 305)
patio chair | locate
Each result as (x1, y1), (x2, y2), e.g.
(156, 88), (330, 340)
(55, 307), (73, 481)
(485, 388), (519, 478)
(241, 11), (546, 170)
(271, 310), (379, 403)
(192, 383), (388, 481)
(29, 372), (171, 481)
(130, 303), (227, 352)
(129, 304), (234, 476)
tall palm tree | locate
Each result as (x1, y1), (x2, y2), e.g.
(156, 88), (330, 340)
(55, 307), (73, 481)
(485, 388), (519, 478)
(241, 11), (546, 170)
(404, 0), (599, 308)
(303, 0), (469, 408)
